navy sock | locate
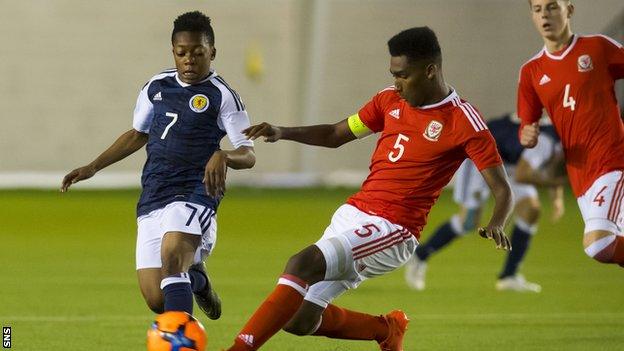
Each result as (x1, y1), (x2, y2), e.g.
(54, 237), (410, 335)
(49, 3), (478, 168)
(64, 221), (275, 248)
(188, 267), (207, 293)
(161, 273), (193, 314)
(415, 221), (459, 261)
(499, 225), (532, 279)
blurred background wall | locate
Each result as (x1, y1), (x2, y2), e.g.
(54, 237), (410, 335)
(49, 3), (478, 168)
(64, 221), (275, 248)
(1, 0), (623, 187)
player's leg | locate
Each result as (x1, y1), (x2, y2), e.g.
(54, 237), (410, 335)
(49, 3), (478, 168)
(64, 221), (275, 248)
(136, 209), (167, 313)
(283, 282), (402, 349)
(578, 171), (624, 266)
(405, 159), (486, 290)
(135, 202), (217, 315)
(496, 185), (542, 292)
(284, 205), (415, 350)
(227, 245), (326, 351)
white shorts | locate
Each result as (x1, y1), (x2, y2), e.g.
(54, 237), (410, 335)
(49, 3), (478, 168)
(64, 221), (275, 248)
(136, 201), (217, 270)
(305, 204), (417, 308)
(453, 159), (537, 209)
(577, 170), (624, 234)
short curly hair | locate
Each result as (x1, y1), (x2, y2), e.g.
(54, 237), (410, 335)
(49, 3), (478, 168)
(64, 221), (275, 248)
(387, 27), (441, 64)
(172, 11), (215, 46)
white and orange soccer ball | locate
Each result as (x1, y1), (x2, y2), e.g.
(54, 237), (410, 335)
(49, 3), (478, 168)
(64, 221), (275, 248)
(147, 311), (207, 351)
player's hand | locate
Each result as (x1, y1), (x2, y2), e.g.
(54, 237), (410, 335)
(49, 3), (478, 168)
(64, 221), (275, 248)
(60, 165), (97, 192)
(478, 226), (512, 251)
(204, 151), (227, 198)
(243, 122), (282, 142)
(551, 197), (565, 222)
(520, 122), (539, 148)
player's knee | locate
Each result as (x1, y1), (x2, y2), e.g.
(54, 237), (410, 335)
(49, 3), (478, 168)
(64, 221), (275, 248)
(283, 317), (317, 336)
(516, 198), (541, 224)
(144, 295), (164, 314)
(583, 231), (617, 263)
(284, 246), (326, 284)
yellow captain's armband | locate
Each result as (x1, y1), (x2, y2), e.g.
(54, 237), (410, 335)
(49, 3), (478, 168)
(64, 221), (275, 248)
(347, 114), (373, 139)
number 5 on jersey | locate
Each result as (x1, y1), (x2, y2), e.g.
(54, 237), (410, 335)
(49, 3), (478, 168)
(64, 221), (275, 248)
(388, 133), (410, 162)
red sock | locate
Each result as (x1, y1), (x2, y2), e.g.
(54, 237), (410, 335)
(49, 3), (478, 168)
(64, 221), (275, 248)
(594, 235), (624, 265)
(614, 236), (624, 266)
(312, 304), (389, 342)
(228, 274), (308, 351)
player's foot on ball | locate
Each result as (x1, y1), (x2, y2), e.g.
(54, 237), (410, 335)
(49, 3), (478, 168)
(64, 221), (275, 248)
(189, 262), (222, 320)
(404, 256), (427, 291)
(496, 274), (541, 293)
(378, 310), (409, 351)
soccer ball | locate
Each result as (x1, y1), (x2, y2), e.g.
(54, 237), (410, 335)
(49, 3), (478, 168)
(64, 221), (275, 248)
(147, 311), (207, 351)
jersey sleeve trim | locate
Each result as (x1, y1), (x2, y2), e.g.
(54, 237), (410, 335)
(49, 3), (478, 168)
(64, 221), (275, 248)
(451, 96), (487, 131)
(347, 113), (373, 138)
(214, 76), (245, 111)
(583, 34), (623, 49)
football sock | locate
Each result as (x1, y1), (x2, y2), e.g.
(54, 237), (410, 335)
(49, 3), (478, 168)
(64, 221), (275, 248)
(312, 304), (388, 342)
(188, 267), (207, 293)
(415, 221), (459, 261)
(161, 273), (193, 314)
(587, 234), (624, 265)
(228, 274), (308, 351)
(616, 236), (624, 266)
(499, 224), (533, 278)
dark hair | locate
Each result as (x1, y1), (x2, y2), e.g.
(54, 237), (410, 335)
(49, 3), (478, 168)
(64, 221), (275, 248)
(387, 27), (441, 64)
(172, 11), (215, 45)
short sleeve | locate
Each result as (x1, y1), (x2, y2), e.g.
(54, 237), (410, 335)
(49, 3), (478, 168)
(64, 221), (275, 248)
(520, 133), (555, 170)
(463, 130), (502, 171)
(517, 65), (543, 127)
(218, 111), (254, 149)
(216, 81), (253, 148)
(357, 90), (392, 133)
(132, 83), (154, 133)
(601, 35), (624, 80)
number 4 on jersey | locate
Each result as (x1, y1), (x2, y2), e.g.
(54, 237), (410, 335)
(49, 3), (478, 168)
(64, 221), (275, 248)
(563, 84), (576, 111)
(593, 186), (608, 207)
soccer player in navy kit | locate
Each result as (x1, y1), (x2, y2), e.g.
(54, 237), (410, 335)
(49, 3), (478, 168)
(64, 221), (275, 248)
(61, 11), (255, 319)
(405, 113), (565, 292)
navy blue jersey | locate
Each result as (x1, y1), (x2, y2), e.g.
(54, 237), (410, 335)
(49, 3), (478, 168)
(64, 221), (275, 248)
(487, 114), (559, 165)
(133, 69), (253, 217)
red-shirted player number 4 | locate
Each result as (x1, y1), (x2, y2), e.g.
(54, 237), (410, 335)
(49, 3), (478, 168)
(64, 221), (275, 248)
(563, 84), (576, 111)
(388, 133), (410, 162)
(593, 185), (608, 207)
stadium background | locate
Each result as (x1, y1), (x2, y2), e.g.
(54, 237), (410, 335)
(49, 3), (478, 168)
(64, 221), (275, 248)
(1, 0), (623, 187)
(1, 1), (624, 350)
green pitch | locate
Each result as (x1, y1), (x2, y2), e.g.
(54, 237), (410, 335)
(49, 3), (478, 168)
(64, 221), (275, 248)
(0, 188), (622, 350)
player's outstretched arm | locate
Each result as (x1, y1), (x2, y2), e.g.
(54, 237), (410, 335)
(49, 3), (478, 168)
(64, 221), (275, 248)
(243, 119), (356, 148)
(60, 129), (148, 192)
(479, 165), (513, 251)
(203, 146), (255, 197)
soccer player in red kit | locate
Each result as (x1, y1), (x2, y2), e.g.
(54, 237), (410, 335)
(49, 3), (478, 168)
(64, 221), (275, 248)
(227, 27), (513, 351)
(518, 0), (624, 266)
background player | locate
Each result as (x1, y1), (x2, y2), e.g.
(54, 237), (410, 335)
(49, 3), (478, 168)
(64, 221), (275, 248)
(519, 0), (624, 266)
(60, 12), (255, 318)
(405, 113), (566, 292)
(225, 27), (512, 351)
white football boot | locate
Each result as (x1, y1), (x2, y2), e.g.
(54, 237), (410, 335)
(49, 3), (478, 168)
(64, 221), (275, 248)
(404, 255), (427, 291)
(495, 274), (542, 293)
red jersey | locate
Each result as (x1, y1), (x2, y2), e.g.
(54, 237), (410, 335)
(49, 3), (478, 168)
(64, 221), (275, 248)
(347, 87), (502, 238)
(517, 35), (624, 197)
